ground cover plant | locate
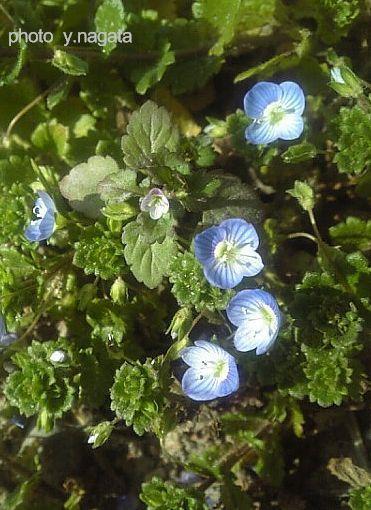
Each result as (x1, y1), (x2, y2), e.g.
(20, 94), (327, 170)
(0, 0), (370, 508)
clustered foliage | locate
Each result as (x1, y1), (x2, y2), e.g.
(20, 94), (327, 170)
(0, 0), (370, 509)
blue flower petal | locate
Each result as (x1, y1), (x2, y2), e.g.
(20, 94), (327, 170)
(227, 289), (280, 327)
(245, 120), (279, 145)
(204, 260), (244, 289)
(237, 249), (264, 277)
(25, 211), (55, 242)
(194, 226), (225, 266)
(279, 81), (305, 115)
(276, 113), (304, 141)
(182, 367), (220, 401)
(37, 190), (56, 213)
(216, 361), (239, 397)
(220, 219), (260, 250)
(244, 82), (282, 119)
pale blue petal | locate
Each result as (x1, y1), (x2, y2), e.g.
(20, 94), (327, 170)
(227, 289), (280, 327)
(25, 212), (55, 242)
(181, 346), (205, 369)
(37, 190), (56, 213)
(238, 249), (264, 277)
(182, 368), (220, 401)
(216, 362), (239, 397)
(276, 113), (304, 141)
(0, 333), (18, 347)
(194, 226), (225, 265)
(194, 340), (229, 362)
(203, 260), (244, 289)
(220, 219), (260, 250)
(244, 82), (282, 119)
(233, 323), (262, 352)
(245, 120), (279, 145)
(279, 81), (305, 115)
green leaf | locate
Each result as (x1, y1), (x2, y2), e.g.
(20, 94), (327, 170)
(47, 78), (72, 110)
(87, 421), (114, 448)
(59, 155), (119, 218)
(86, 299), (130, 344)
(111, 360), (167, 436)
(0, 39), (27, 87)
(333, 106), (371, 175)
(330, 217), (371, 252)
(52, 50), (89, 76)
(98, 168), (139, 203)
(140, 476), (207, 510)
(121, 100), (179, 170)
(132, 42), (175, 95)
(73, 224), (126, 279)
(123, 213), (177, 289)
(287, 180), (315, 211)
(193, 0), (241, 56)
(124, 231), (177, 289)
(31, 119), (70, 159)
(235, 51), (299, 83)
(73, 113), (96, 138)
(281, 142), (317, 163)
(94, 0), (126, 55)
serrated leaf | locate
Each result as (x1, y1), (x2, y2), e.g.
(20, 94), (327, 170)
(52, 50), (89, 76)
(193, 0), (241, 56)
(94, 0), (126, 55)
(132, 42), (175, 95)
(0, 39), (27, 87)
(98, 168), (139, 203)
(287, 180), (315, 211)
(330, 217), (371, 252)
(282, 142), (317, 163)
(59, 155), (119, 218)
(121, 100), (179, 170)
(123, 214), (177, 288)
(47, 77), (72, 110)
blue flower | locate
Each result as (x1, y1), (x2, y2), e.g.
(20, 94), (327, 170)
(244, 81), (305, 145)
(0, 315), (17, 348)
(24, 191), (56, 242)
(194, 218), (264, 289)
(181, 340), (239, 401)
(226, 289), (281, 354)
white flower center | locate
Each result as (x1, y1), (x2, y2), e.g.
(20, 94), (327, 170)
(214, 240), (238, 264)
(200, 358), (229, 380)
(263, 101), (286, 125)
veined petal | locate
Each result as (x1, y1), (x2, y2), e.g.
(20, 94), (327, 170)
(216, 362), (239, 397)
(227, 289), (281, 327)
(244, 82), (282, 119)
(194, 226), (225, 265)
(233, 323), (263, 352)
(203, 260), (244, 289)
(237, 247), (264, 277)
(220, 219), (260, 250)
(25, 212), (55, 242)
(182, 368), (220, 401)
(276, 113), (304, 141)
(245, 120), (279, 145)
(279, 81), (305, 115)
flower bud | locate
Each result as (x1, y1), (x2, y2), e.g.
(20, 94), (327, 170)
(329, 66), (363, 98)
(167, 308), (193, 340)
(110, 277), (128, 305)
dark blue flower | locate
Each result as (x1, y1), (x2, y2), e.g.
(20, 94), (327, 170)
(194, 218), (263, 289)
(24, 191), (56, 242)
(227, 289), (281, 354)
(244, 81), (305, 145)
